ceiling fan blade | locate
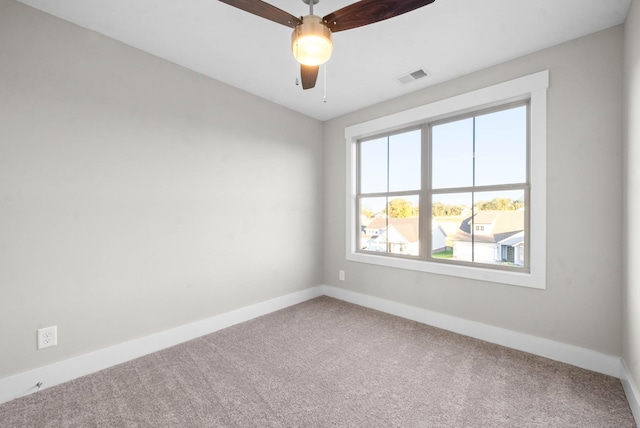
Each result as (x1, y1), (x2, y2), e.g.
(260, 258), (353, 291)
(218, 0), (301, 28)
(300, 65), (319, 90)
(323, 0), (435, 33)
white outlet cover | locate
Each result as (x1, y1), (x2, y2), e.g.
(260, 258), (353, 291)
(37, 326), (57, 350)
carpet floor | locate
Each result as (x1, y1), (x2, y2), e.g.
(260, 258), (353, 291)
(0, 296), (636, 427)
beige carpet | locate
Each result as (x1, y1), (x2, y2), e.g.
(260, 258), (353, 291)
(0, 296), (635, 427)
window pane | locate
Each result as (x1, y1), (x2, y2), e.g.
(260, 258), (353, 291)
(359, 196), (388, 252)
(432, 193), (472, 259)
(475, 106), (527, 186)
(359, 195), (420, 256)
(432, 118), (474, 189)
(360, 137), (388, 194)
(388, 129), (421, 192)
(449, 190), (525, 266)
(386, 195), (420, 255)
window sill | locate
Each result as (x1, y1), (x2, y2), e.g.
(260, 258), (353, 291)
(346, 251), (545, 289)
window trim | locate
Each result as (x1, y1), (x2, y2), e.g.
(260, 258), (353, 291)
(345, 71), (548, 289)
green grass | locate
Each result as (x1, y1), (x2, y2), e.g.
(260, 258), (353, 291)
(432, 249), (453, 259)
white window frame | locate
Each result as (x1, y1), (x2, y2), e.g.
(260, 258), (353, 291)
(345, 71), (548, 289)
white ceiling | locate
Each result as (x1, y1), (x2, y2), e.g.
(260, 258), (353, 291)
(16, 0), (632, 121)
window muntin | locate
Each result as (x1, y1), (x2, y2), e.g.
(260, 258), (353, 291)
(356, 103), (529, 272)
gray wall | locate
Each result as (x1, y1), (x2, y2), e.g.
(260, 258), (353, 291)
(324, 26), (624, 356)
(0, 0), (323, 378)
(624, 0), (640, 394)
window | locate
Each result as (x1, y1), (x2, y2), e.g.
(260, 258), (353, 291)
(430, 103), (528, 268)
(346, 71), (548, 288)
(358, 129), (421, 256)
(358, 103), (528, 269)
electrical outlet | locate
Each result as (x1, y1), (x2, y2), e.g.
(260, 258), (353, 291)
(339, 270), (345, 281)
(37, 326), (57, 350)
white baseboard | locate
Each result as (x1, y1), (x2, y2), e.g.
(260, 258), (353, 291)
(620, 359), (640, 425)
(322, 285), (621, 377)
(0, 286), (324, 405)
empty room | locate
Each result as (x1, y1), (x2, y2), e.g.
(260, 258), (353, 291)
(1, 0), (640, 426)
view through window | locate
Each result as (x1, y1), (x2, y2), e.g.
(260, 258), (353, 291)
(357, 103), (529, 270)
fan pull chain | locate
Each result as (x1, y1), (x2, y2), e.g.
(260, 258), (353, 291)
(323, 63), (327, 103)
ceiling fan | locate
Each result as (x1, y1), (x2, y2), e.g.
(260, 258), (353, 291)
(218, 0), (436, 90)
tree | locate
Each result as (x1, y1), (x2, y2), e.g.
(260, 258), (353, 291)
(432, 202), (465, 217)
(361, 207), (375, 219)
(475, 197), (524, 211)
(385, 198), (415, 218)
(512, 198), (525, 210)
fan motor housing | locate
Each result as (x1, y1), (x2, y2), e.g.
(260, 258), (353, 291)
(291, 15), (333, 66)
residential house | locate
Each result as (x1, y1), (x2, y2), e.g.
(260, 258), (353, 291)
(452, 210), (525, 266)
(362, 217), (447, 255)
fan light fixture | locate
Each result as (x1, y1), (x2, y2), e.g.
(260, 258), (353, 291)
(291, 15), (333, 66)
(219, 0), (436, 90)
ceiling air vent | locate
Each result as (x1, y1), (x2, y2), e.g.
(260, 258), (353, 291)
(396, 68), (430, 86)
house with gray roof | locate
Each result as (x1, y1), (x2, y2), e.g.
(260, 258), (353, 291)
(451, 210), (525, 266)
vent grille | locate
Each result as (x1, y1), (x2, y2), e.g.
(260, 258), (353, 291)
(396, 68), (430, 86)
